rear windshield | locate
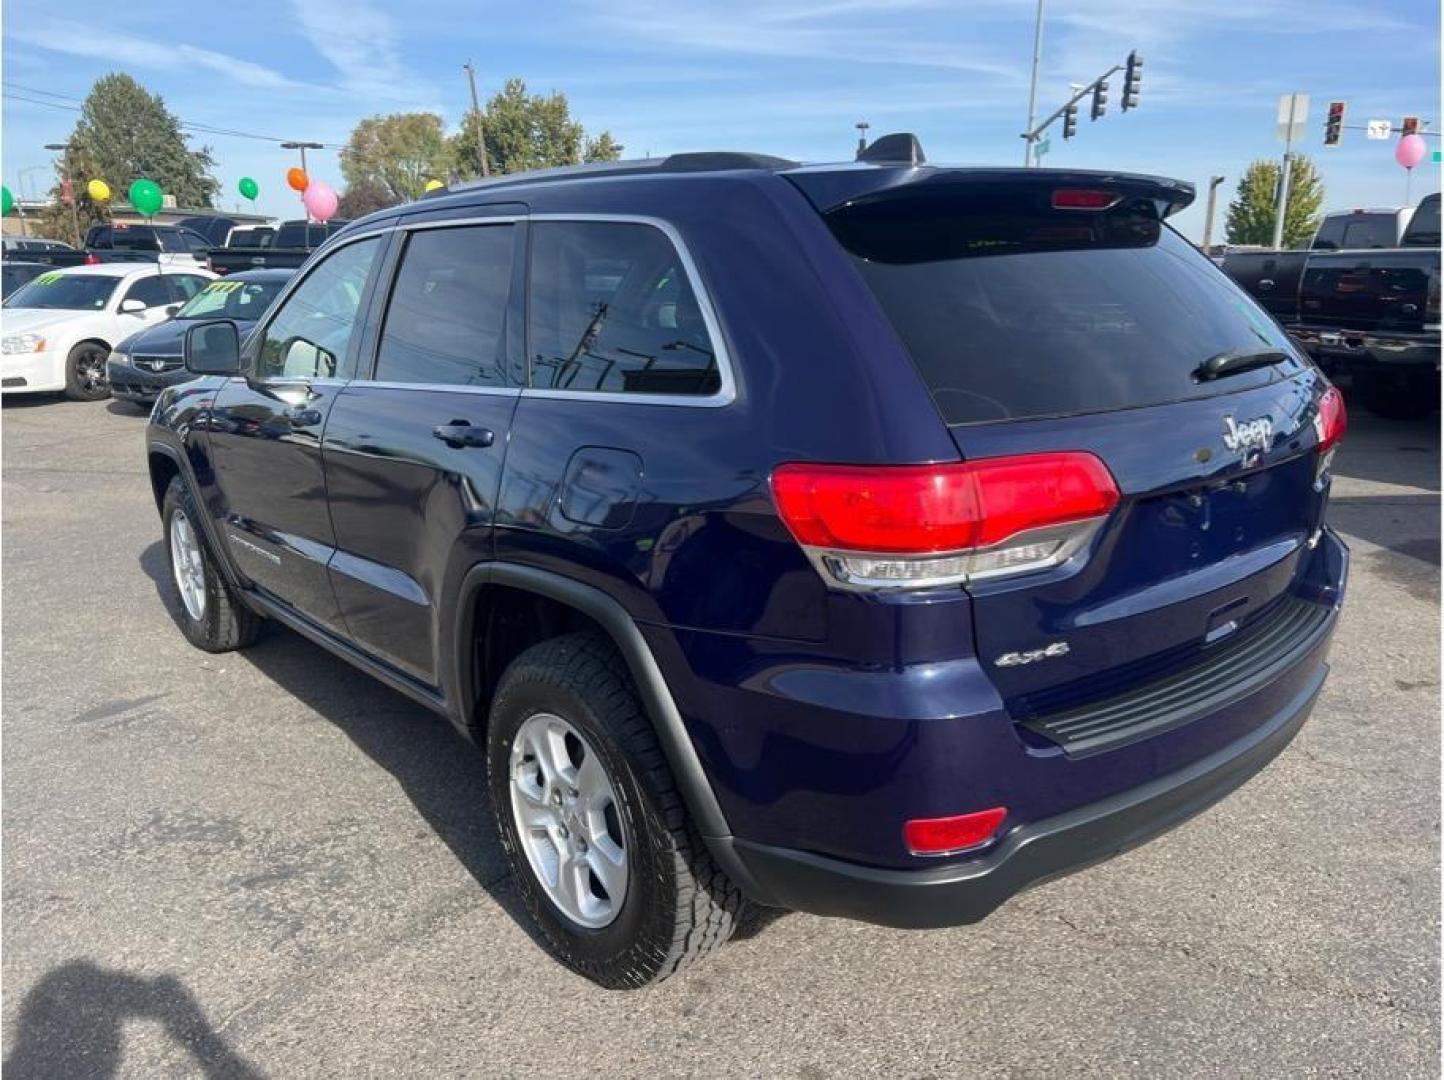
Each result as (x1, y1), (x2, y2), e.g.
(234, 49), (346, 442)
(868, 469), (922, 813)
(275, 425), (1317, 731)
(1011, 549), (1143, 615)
(831, 189), (1304, 425)
(1314, 213), (1398, 250)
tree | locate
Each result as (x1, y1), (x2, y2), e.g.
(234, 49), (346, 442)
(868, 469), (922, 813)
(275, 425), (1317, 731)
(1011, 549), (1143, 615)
(51, 72), (219, 234)
(340, 113), (451, 203)
(337, 178), (400, 220)
(1225, 155), (1325, 248)
(450, 78), (623, 178)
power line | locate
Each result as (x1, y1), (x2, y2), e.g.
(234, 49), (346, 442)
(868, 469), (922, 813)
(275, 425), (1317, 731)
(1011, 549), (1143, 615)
(3, 83), (343, 148)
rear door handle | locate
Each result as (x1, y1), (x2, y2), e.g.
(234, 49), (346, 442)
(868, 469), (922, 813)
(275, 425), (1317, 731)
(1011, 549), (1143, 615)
(432, 420), (495, 449)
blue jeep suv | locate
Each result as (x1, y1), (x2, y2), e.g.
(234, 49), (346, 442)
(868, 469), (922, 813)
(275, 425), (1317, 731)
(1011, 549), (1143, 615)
(146, 136), (1349, 988)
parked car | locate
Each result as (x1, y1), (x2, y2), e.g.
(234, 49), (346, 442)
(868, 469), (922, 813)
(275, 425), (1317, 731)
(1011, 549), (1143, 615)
(175, 215), (250, 248)
(84, 223), (212, 268)
(108, 268), (293, 405)
(1311, 206), (1416, 250)
(2, 237), (77, 256)
(225, 226), (276, 249)
(1221, 193), (1439, 418)
(2, 264), (213, 399)
(205, 219), (350, 275)
(148, 138), (1348, 988)
(1, 260), (51, 299)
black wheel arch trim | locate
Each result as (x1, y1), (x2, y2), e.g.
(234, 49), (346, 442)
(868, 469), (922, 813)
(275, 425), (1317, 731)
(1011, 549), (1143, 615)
(146, 440), (245, 593)
(451, 562), (770, 900)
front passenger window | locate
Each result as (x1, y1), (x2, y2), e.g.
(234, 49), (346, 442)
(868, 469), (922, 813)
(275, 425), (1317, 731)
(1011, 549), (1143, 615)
(256, 237), (379, 380)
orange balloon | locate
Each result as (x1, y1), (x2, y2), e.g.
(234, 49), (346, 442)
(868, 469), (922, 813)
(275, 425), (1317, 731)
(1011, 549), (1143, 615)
(286, 167), (309, 192)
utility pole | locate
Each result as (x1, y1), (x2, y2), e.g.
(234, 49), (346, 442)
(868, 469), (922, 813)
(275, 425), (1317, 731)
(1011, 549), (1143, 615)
(463, 61), (491, 178)
(44, 143), (81, 248)
(1201, 175), (1225, 253)
(1271, 94), (1306, 249)
(1023, 0), (1045, 166)
(855, 120), (870, 158)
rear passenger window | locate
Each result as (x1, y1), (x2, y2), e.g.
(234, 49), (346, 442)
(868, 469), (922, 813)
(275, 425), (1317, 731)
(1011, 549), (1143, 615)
(528, 222), (720, 396)
(375, 225), (514, 387)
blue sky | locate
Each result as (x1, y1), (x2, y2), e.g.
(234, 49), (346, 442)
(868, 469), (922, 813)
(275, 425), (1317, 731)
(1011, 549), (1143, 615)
(3, 0), (1439, 239)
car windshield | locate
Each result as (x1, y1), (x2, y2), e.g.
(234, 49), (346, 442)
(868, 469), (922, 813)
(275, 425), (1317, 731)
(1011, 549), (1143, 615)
(4, 272), (119, 310)
(176, 278), (287, 320)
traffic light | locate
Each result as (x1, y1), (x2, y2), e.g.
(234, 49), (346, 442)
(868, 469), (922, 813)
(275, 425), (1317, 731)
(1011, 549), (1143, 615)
(1122, 51), (1142, 110)
(1402, 115), (1420, 137)
(1091, 79), (1109, 121)
(1063, 103), (1078, 139)
(1324, 100), (1346, 147)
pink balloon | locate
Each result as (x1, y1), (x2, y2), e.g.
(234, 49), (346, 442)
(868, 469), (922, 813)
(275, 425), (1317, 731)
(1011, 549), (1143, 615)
(1396, 133), (1427, 169)
(302, 179), (339, 222)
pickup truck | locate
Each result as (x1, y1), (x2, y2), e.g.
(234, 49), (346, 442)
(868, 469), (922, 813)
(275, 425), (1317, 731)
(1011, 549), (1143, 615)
(16, 224), (214, 271)
(1220, 193), (1439, 419)
(205, 219), (349, 275)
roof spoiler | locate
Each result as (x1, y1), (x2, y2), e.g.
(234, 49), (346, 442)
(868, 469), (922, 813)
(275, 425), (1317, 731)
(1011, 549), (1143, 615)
(787, 165), (1195, 219)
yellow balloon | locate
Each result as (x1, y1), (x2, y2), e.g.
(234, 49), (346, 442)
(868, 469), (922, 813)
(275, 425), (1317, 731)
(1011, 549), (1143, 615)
(424, 179), (445, 192)
(87, 179), (111, 202)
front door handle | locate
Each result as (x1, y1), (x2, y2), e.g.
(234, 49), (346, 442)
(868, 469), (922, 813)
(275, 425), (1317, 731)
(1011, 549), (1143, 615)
(432, 420), (495, 449)
(283, 405), (324, 426)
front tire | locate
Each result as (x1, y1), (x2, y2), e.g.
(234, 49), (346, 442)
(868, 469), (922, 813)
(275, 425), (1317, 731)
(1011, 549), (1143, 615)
(161, 476), (262, 652)
(64, 341), (111, 401)
(487, 632), (743, 988)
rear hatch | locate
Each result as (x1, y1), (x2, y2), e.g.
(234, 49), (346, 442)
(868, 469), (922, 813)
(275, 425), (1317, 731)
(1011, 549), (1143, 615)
(800, 169), (1336, 729)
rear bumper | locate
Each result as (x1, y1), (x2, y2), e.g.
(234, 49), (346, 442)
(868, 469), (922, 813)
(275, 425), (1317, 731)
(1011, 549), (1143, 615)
(729, 662), (1326, 928)
(1290, 326), (1441, 372)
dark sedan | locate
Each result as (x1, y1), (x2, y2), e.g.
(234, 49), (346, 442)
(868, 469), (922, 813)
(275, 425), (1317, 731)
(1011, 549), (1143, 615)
(107, 268), (293, 405)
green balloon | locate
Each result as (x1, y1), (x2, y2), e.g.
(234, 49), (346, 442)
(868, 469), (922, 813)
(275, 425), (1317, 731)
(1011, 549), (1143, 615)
(128, 178), (163, 218)
(1, 186), (11, 216)
(238, 176), (259, 201)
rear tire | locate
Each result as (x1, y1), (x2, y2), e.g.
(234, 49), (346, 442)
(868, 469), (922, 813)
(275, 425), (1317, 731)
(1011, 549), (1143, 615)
(1353, 369), (1439, 420)
(487, 632), (743, 988)
(161, 476), (262, 652)
(64, 341), (111, 402)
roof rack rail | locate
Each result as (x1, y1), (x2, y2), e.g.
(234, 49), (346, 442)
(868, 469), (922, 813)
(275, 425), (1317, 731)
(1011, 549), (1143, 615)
(431, 151), (799, 197)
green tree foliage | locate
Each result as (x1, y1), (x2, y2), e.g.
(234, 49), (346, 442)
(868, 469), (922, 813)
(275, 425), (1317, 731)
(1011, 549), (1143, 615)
(450, 78), (623, 177)
(340, 113), (451, 203)
(1225, 155), (1325, 248)
(337, 178), (401, 220)
(53, 72), (219, 233)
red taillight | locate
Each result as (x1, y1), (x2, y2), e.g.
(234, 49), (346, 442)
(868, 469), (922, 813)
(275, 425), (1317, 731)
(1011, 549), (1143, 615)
(1315, 386), (1347, 453)
(84, 253), (100, 265)
(1051, 188), (1122, 211)
(771, 453), (1118, 554)
(905, 807), (1007, 856)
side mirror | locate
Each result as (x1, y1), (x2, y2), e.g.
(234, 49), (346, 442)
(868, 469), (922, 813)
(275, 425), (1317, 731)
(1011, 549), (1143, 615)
(184, 319), (242, 375)
(165, 303), (183, 317)
(120, 298), (147, 314)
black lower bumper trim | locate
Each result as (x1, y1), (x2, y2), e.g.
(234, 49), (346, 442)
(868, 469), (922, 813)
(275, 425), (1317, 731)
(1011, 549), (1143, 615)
(729, 667), (1326, 929)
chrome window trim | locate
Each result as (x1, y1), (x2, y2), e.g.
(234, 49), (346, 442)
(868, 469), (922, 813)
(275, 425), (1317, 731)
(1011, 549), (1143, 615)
(335, 213), (737, 408)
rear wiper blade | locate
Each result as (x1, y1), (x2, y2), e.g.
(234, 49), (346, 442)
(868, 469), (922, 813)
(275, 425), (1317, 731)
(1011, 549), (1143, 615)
(1192, 348), (1290, 382)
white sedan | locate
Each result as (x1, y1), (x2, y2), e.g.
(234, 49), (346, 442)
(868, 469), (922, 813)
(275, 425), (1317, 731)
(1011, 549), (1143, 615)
(1, 263), (215, 400)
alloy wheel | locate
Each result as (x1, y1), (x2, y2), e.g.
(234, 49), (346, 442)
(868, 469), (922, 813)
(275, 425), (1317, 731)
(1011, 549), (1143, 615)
(509, 712), (629, 929)
(169, 510), (207, 622)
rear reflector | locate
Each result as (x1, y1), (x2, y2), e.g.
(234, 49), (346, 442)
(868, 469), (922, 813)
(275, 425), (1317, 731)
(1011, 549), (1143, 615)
(1314, 386), (1347, 453)
(771, 453), (1118, 590)
(1051, 189), (1123, 211)
(905, 807), (1008, 856)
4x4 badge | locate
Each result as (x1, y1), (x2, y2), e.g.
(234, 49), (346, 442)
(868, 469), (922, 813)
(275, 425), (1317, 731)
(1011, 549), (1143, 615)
(995, 642), (1070, 668)
(1222, 415), (1272, 456)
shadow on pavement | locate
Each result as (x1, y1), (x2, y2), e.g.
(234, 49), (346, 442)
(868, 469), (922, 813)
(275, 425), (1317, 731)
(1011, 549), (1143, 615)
(3, 959), (263, 1079)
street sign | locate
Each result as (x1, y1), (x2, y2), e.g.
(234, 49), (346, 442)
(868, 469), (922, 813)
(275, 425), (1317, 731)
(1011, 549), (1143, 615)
(1366, 119), (1393, 140)
(1035, 137), (1051, 158)
(1276, 93), (1309, 143)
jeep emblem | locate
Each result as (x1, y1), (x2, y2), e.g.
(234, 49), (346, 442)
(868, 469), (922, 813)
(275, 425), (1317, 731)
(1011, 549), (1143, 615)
(1222, 415), (1272, 456)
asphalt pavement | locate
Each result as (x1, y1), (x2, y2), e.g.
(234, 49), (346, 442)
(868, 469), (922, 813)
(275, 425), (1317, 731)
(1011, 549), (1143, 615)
(2, 391), (1438, 1078)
